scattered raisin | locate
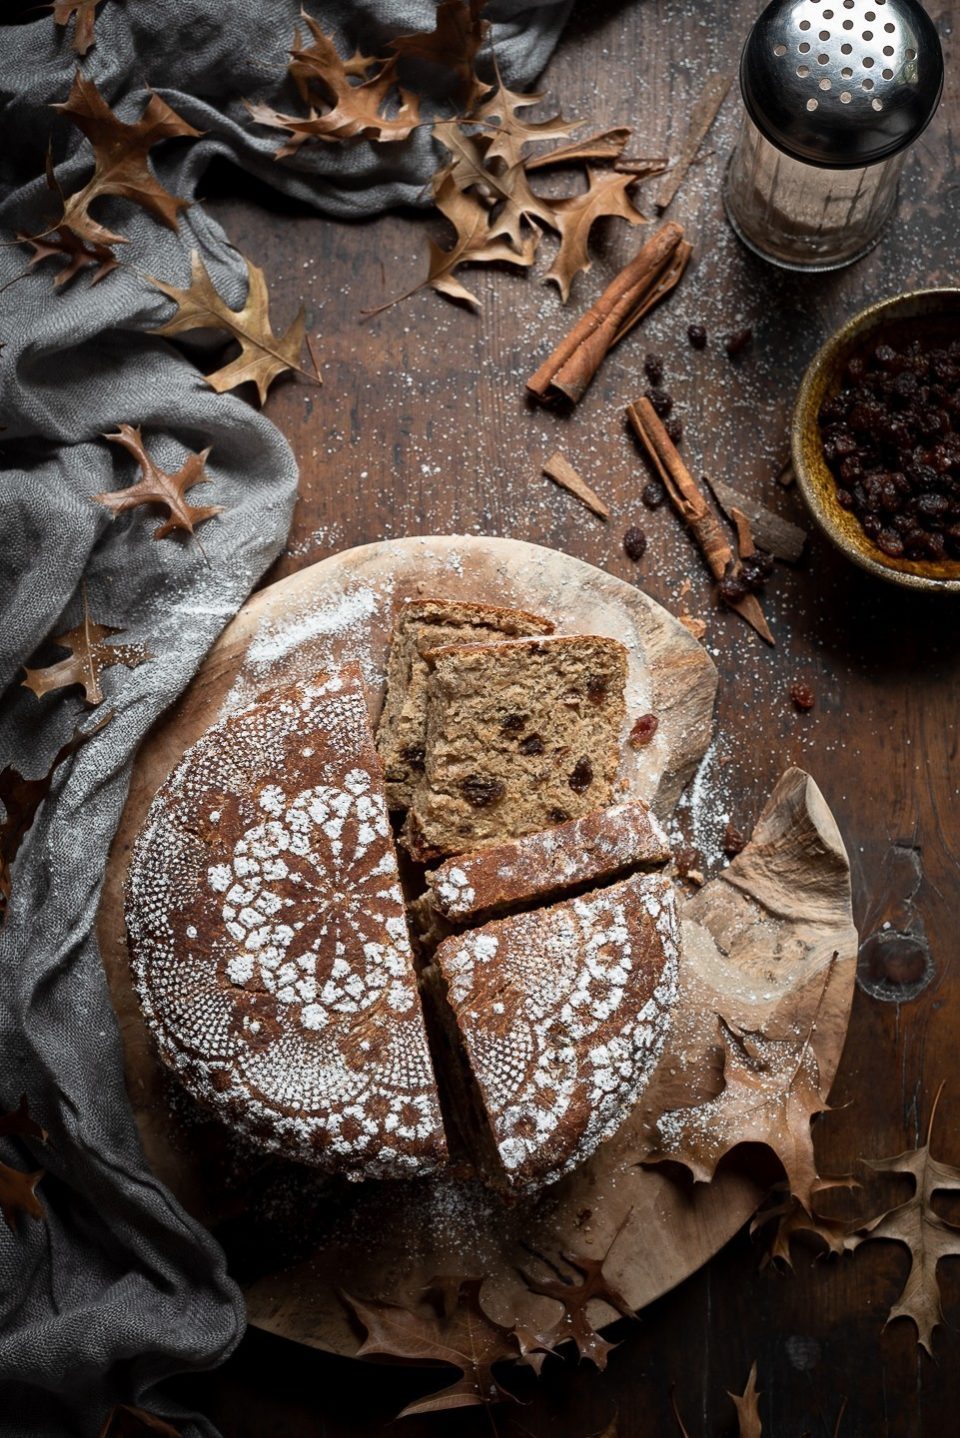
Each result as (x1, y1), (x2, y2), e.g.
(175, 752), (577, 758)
(500, 712), (526, 734)
(623, 525), (648, 561)
(644, 352), (664, 387)
(400, 744), (425, 771)
(725, 328), (753, 358)
(568, 757), (594, 793)
(790, 682), (816, 711)
(722, 822), (747, 856)
(642, 479), (666, 509)
(665, 417), (684, 445)
(460, 774), (506, 808)
(718, 571), (748, 605)
(688, 324), (708, 350)
(740, 551), (775, 593)
(629, 713), (659, 747)
(585, 673), (609, 703)
(645, 387), (674, 419)
(548, 808), (570, 824)
(519, 733), (544, 755)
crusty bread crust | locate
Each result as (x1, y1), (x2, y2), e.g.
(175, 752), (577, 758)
(125, 672), (446, 1180)
(426, 799), (672, 922)
(433, 871), (681, 1190)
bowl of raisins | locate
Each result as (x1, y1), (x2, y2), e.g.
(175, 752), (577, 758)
(792, 289), (960, 592)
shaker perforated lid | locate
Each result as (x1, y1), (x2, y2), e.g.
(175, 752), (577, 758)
(740, 0), (944, 168)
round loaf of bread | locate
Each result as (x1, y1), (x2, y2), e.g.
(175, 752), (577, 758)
(125, 673), (446, 1180)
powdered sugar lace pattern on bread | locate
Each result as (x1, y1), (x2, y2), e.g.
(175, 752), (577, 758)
(426, 800), (672, 921)
(126, 674), (446, 1180)
(435, 872), (680, 1189)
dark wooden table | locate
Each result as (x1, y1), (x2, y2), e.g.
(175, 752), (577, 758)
(179, 2), (960, 1432)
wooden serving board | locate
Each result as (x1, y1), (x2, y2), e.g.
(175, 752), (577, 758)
(97, 537), (857, 1357)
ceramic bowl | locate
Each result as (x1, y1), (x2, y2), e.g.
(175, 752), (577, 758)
(791, 288), (960, 593)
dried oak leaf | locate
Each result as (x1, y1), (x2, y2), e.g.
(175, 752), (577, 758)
(150, 250), (313, 404)
(672, 1365), (763, 1438)
(95, 424), (221, 540)
(650, 1015), (830, 1213)
(544, 169), (646, 302)
(52, 0), (106, 56)
(51, 72), (201, 251)
(846, 1086), (960, 1353)
(430, 172), (539, 307)
(433, 120), (555, 247)
(0, 713), (110, 922)
(287, 16), (387, 98)
(21, 596), (150, 706)
(18, 148), (118, 287)
(247, 15), (420, 154)
(472, 67), (573, 166)
(728, 1362), (763, 1438)
(0, 1096), (47, 1233)
(389, 0), (488, 109)
(512, 1321), (559, 1376)
(751, 1191), (850, 1269)
(21, 226), (118, 288)
(649, 958), (843, 1212)
(97, 1406), (182, 1438)
(519, 1245), (635, 1370)
(343, 1276), (521, 1417)
(373, 169), (538, 313)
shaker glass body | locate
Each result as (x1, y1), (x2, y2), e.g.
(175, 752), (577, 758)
(724, 113), (907, 272)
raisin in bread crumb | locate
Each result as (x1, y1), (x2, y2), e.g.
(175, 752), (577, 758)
(401, 634), (628, 860)
(376, 598), (554, 811)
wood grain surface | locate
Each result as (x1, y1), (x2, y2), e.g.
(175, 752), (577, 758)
(171, 0), (960, 1432)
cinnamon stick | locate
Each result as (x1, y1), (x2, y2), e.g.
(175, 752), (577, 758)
(527, 222), (689, 405)
(625, 397), (775, 646)
(612, 239), (692, 347)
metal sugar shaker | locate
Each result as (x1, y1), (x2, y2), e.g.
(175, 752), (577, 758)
(724, 0), (943, 271)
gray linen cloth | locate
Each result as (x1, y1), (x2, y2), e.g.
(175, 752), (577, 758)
(0, 2), (572, 1433)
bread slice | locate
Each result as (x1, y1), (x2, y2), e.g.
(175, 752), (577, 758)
(432, 871), (681, 1190)
(376, 598), (554, 810)
(401, 634), (628, 860)
(425, 799), (671, 923)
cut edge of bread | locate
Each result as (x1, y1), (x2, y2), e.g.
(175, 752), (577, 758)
(376, 598), (556, 812)
(423, 799), (673, 925)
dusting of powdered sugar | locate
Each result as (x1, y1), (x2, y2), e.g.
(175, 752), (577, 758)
(125, 673), (445, 1180)
(221, 575), (398, 717)
(435, 871), (680, 1189)
(211, 771), (407, 1031)
(427, 799), (673, 919)
(247, 586), (381, 669)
